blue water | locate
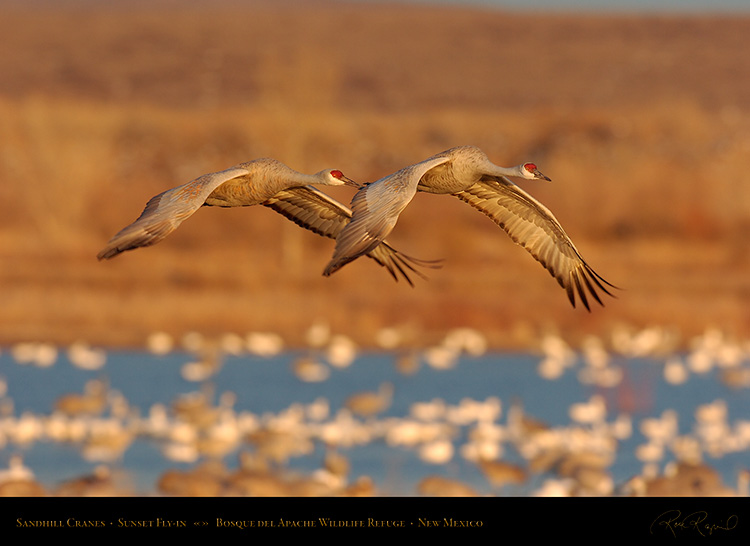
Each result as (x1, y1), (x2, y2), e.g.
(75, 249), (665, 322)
(1, 348), (749, 496)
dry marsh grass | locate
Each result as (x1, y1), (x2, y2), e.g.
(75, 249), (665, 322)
(2, 1), (750, 348)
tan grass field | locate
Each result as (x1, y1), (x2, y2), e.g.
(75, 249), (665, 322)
(2, 0), (750, 350)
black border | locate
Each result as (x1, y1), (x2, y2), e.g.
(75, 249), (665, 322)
(3, 496), (750, 539)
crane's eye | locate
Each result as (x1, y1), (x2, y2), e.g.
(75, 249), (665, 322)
(330, 170), (344, 179)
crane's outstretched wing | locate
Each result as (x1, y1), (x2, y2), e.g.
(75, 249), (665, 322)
(264, 186), (441, 286)
(97, 167), (250, 260)
(323, 157), (451, 277)
(454, 176), (616, 310)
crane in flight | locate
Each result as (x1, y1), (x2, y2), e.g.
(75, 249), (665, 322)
(97, 158), (439, 285)
(323, 146), (616, 310)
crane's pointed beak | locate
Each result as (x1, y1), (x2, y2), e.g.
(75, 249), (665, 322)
(342, 175), (363, 189)
(531, 168), (551, 182)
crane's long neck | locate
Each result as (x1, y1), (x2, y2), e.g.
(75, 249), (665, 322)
(287, 171), (321, 188)
(293, 170), (344, 189)
(254, 159), (331, 193)
(482, 162), (525, 179)
(267, 169), (328, 195)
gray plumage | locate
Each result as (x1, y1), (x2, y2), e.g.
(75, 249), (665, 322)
(324, 146), (616, 310)
(97, 158), (437, 285)
(263, 186), (441, 285)
(323, 156), (450, 279)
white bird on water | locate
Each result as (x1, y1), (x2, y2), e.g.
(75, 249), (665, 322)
(323, 145), (616, 309)
(97, 158), (437, 285)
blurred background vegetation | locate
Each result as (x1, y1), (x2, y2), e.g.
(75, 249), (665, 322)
(2, 0), (750, 349)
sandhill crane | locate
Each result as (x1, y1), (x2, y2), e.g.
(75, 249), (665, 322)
(418, 475), (480, 497)
(344, 382), (394, 418)
(323, 145), (615, 310)
(97, 158), (438, 285)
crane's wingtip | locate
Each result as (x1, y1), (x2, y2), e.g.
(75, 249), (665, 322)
(323, 255), (358, 278)
(97, 243), (126, 260)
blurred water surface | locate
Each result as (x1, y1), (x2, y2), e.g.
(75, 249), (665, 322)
(2, 347), (748, 496)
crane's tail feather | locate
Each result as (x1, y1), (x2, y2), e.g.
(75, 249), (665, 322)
(361, 242), (444, 287)
(388, 251), (443, 287)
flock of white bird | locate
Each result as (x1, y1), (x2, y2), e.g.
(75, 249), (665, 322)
(1, 322), (749, 497)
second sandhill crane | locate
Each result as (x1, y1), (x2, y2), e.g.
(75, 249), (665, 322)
(97, 158), (437, 285)
(323, 145), (615, 310)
